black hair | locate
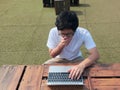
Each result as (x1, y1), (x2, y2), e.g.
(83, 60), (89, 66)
(55, 11), (79, 32)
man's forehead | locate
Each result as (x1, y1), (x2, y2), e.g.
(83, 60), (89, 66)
(59, 29), (73, 33)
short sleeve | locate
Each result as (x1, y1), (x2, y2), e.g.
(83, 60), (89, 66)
(84, 31), (96, 50)
(47, 28), (59, 49)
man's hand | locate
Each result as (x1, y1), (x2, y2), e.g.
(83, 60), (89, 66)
(49, 36), (72, 58)
(68, 64), (85, 80)
(60, 37), (72, 46)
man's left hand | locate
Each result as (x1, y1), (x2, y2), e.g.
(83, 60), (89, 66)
(68, 64), (85, 80)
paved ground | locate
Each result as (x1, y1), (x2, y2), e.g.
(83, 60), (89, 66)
(0, 0), (120, 65)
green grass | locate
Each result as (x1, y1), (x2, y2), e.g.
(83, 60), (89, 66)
(0, 0), (120, 66)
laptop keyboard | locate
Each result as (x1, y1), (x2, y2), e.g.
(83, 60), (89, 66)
(47, 72), (83, 85)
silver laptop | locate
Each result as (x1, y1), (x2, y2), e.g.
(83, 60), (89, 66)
(47, 66), (84, 85)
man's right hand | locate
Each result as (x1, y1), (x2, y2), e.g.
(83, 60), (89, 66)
(60, 37), (72, 46)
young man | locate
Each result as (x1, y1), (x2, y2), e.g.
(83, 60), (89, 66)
(45, 11), (100, 80)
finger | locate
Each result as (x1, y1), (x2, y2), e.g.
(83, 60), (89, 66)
(73, 68), (81, 80)
(74, 69), (80, 79)
(68, 69), (71, 72)
(69, 69), (75, 79)
(71, 69), (80, 80)
(68, 69), (71, 77)
(72, 71), (76, 80)
(77, 71), (82, 80)
(68, 69), (73, 79)
(68, 69), (72, 78)
(77, 69), (83, 80)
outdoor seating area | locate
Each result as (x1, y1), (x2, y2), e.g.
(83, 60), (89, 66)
(0, 0), (120, 89)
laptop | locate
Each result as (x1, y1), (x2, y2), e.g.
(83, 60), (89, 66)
(47, 66), (84, 85)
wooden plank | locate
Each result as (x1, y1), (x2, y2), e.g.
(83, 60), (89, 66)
(19, 65), (43, 90)
(84, 78), (91, 90)
(42, 64), (49, 77)
(92, 86), (120, 90)
(89, 70), (120, 77)
(91, 78), (120, 86)
(87, 76), (93, 90)
(0, 65), (25, 90)
(87, 63), (120, 77)
(89, 63), (120, 70)
(88, 64), (120, 90)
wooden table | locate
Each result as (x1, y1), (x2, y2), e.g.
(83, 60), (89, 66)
(0, 63), (120, 90)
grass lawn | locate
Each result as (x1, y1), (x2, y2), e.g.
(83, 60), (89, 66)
(0, 0), (120, 66)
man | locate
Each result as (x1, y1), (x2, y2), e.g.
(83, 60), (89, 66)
(44, 11), (100, 80)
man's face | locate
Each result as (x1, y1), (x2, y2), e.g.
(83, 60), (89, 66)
(58, 29), (74, 39)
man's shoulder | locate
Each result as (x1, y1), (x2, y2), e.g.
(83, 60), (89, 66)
(49, 27), (59, 37)
(77, 27), (89, 34)
(50, 27), (57, 31)
(49, 27), (58, 34)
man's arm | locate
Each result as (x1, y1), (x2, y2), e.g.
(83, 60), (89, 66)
(49, 42), (65, 58)
(80, 47), (99, 67)
(49, 37), (72, 58)
(68, 47), (100, 79)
